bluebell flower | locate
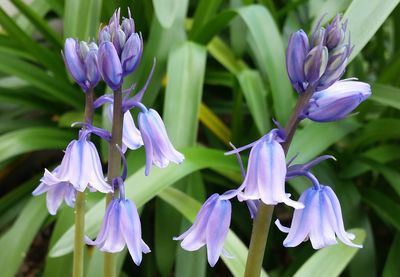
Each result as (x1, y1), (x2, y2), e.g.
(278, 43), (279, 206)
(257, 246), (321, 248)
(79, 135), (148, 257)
(85, 178), (150, 265)
(138, 108), (184, 175)
(38, 130), (112, 193)
(275, 185), (362, 249)
(63, 38), (100, 92)
(301, 80), (371, 122)
(226, 129), (303, 209)
(107, 105), (143, 152)
(174, 194), (232, 267)
(32, 167), (76, 215)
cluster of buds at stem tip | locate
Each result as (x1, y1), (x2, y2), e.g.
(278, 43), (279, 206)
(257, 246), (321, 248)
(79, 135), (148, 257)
(63, 39), (100, 92)
(286, 14), (352, 93)
(98, 8), (143, 90)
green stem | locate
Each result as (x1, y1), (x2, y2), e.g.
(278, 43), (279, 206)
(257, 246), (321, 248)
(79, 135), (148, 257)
(244, 86), (315, 277)
(104, 87), (123, 277)
(73, 89), (94, 277)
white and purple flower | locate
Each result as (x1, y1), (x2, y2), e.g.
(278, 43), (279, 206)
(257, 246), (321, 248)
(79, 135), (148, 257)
(138, 108), (184, 175)
(174, 194), (232, 267)
(275, 185), (362, 249)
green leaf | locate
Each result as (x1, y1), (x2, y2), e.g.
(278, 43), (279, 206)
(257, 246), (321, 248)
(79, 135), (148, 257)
(370, 84), (400, 110)
(293, 229), (366, 277)
(361, 188), (400, 231)
(190, 0), (223, 38)
(383, 233), (400, 277)
(351, 118), (400, 147)
(155, 42), (207, 275)
(199, 103), (231, 144)
(0, 127), (74, 163)
(163, 41), (207, 147)
(288, 119), (360, 163)
(237, 69), (270, 134)
(152, 0), (180, 28)
(11, 0), (63, 47)
(344, 0), (400, 62)
(0, 51), (82, 108)
(158, 187), (268, 277)
(50, 147), (239, 257)
(0, 197), (49, 277)
(63, 0), (103, 40)
(0, 6), (63, 74)
(237, 5), (295, 123)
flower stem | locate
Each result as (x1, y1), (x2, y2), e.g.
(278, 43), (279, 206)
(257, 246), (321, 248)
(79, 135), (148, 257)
(73, 89), (94, 277)
(244, 86), (315, 277)
(104, 87), (123, 277)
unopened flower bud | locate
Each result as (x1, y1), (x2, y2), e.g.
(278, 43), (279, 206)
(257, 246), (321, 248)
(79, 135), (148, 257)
(318, 45), (350, 90)
(121, 33), (143, 76)
(63, 38), (87, 90)
(311, 27), (326, 47)
(325, 15), (347, 49)
(85, 51), (100, 88)
(304, 45), (328, 84)
(302, 80), (371, 122)
(122, 17), (135, 38)
(98, 41), (123, 90)
(286, 30), (309, 93)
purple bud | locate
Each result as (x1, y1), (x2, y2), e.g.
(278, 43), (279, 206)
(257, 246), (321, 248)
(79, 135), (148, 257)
(122, 17), (135, 38)
(85, 50), (100, 88)
(99, 27), (111, 44)
(326, 15), (346, 49)
(303, 80), (371, 122)
(121, 33), (143, 76)
(98, 41), (123, 91)
(311, 27), (326, 47)
(286, 30), (309, 93)
(304, 45), (328, 84)
(318, 45), (350, 90)
(63, 38), (87, 91)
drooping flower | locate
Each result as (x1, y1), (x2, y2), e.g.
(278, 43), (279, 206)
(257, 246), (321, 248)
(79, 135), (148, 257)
(63, 38), (100, 92)
(40, 130), (112, 193)
(301, 80), (371, 122)
(227, 129), (303, 209)
(138, 108), (184, 175)
(32, 167), (76, 215)
(106, 105), (143, 152)
(86, 177), (150, 265)
(275, 185), (362, 249)
(174, 194), (232, 267)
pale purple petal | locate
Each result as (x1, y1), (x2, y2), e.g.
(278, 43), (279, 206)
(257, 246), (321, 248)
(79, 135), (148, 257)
(119, 199), (147, 265)
(174, 194), (219, 251)
(46, 183), (67, 215)
(283, 188), (315, 247)
(206, 199), (231, 267)
(122, 110), (143, 150)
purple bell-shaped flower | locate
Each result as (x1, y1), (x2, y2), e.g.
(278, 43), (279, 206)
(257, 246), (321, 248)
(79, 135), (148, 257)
(275, 185), (362, 249)
(174, 194), (232, 267)
(138, 108), (184, 175)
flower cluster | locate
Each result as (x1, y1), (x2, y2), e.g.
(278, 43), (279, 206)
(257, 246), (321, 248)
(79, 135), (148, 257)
(175, 14), (368, 267)
(33, 9), (184, 265)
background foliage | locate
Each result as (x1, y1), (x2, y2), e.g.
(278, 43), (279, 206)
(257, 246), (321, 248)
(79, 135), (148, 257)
(0, 0), (399, 276)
